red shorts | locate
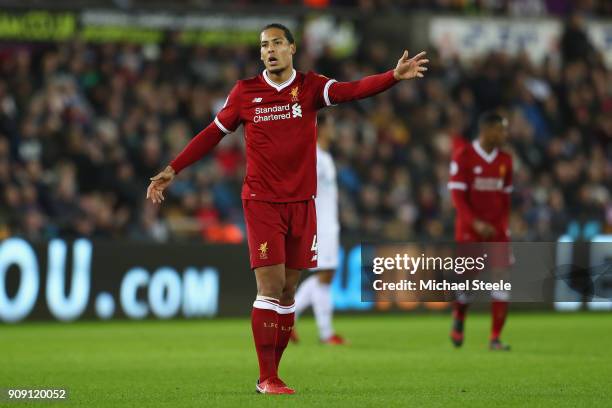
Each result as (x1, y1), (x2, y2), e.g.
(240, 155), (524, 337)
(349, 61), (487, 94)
(243, 199), (317, 270)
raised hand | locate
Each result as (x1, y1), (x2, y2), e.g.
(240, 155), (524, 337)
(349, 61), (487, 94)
(393, 50), (429, 80)
(146, 166), (176, 204)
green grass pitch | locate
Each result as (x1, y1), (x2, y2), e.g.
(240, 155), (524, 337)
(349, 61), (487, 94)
(1, 312), (611, 407)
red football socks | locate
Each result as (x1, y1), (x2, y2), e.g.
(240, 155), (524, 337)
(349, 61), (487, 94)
(252, 297), (280, 382)
(275, 303), (295, 370)
(453, 301), (469, 322)
(491, 300), (508, 340)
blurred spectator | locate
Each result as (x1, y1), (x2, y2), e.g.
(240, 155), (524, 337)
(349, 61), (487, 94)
(4, 0), (612, 16)
(0, 26), (609, 243)
(561, 13), (596, 65)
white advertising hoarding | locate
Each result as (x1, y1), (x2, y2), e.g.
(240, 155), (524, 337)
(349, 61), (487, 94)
(430, 17), (612, 67)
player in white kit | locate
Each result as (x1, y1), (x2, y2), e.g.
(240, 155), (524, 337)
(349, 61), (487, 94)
(291, 118), (346, 345)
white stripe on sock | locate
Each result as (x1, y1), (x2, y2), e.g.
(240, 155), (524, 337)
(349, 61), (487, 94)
(277, 303), (295, 314)
(256, 295), (279, 302)
(253, 299), (279, 311)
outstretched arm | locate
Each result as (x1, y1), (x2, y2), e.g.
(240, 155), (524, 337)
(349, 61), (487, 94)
(146, 122), (225, 204)
(327, 50), (428, 105)
(169, 123), (225, 174)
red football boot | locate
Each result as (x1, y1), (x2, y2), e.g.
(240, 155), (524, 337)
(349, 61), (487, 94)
(489, 338), (511, 351)
(255, 377), (295, 395)
(450, 329), (464, 348)
(321, 334), (347, 345)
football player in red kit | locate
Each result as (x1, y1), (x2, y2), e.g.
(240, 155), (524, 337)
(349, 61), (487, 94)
(146, 24), (429, 394)
(448, 111), (513, 351)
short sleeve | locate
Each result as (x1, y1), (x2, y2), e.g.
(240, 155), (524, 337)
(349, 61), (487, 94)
(448, 150), (470, 191)
(214, 82), (242, 134)
(309, 71), (337, 110)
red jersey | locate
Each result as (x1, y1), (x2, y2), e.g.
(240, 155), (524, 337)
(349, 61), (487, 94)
(170, 69), (397, 202)
(215, 70), (332, 202)
(448, 140), (513, 242)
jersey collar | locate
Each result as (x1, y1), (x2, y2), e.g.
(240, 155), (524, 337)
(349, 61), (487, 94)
(262, 68), (296, 92)
(472, 140), (498, 164)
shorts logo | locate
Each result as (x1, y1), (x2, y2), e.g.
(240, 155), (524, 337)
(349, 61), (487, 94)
(259, 242), (269, 259)
(290, 86), (299, 102)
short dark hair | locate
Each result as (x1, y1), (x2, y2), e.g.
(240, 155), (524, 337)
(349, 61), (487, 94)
(478, 111), (506, 129)
(262, 23), (295, 44)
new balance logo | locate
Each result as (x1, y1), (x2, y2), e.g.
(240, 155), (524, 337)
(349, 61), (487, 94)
(252, 97), (263, 103)
(291, 103), (302, 118)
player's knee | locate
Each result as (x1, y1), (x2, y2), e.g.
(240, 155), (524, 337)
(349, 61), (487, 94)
(255, 264), (287, 299)
(257, 280), (284, 299)
(279, 292), (295, 304)
(280, 284), (298, 304)
(281, 285), (297, 300)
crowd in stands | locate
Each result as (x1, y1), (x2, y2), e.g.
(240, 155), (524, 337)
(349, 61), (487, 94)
(254, 0), (612, 17)
(0, 16), (610, 243)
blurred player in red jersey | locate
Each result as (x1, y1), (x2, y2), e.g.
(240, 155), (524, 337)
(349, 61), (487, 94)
(447, 111), (513, 351)
(146, 24), (429, 394)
